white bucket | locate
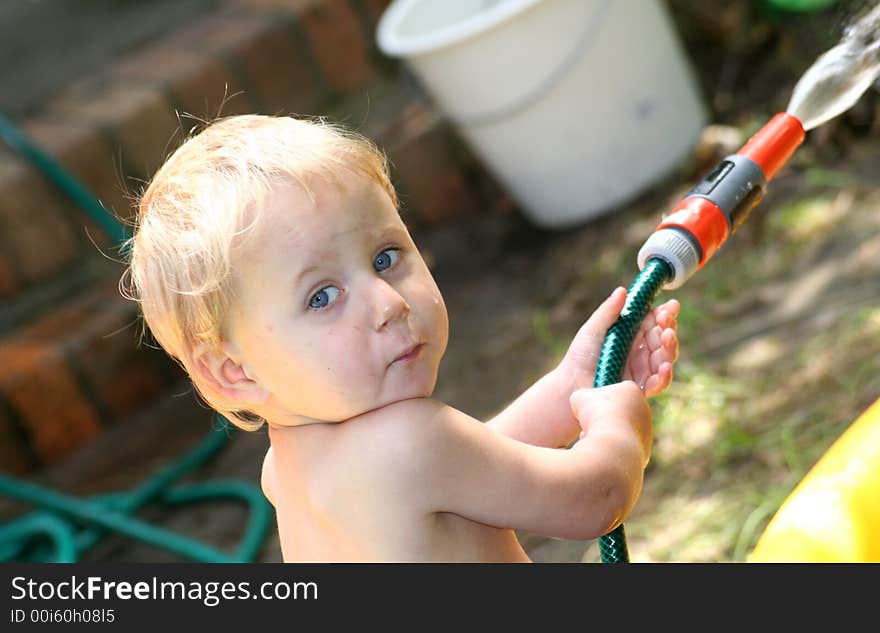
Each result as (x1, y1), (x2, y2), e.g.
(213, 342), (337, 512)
(376, 0), (708, 229)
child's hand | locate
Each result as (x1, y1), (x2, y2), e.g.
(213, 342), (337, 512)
(559, 287), (680, 398)
(622, 292), (679, 397)
(570, 382), (653, 468)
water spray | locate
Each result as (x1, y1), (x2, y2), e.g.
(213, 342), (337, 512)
(596, 3), (880, 563)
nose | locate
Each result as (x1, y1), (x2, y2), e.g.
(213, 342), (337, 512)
(373, 279), (410, 331)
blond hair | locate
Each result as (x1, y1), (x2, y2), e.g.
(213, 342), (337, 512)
(121, 114), (398, 430)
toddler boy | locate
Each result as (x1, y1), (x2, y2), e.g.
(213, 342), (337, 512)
(123, 114), (679, 562)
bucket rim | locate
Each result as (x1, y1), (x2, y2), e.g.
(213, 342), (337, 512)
(376, 0), (546, 58)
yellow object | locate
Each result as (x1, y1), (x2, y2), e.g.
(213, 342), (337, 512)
(750, 398), (880, 562)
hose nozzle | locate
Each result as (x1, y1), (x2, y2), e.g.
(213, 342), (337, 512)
(638, 112), (805, 289)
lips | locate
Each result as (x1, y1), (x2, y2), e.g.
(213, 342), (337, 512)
(392, 343), (424, 364)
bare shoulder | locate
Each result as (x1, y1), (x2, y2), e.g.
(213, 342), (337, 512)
(351, 397), (464, 461)
(347, 398), (475, 506)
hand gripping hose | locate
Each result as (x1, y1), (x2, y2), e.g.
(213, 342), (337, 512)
(596, 113), (805, 563)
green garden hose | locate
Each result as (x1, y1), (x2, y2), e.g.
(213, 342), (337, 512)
(0, 112), (129, 246)
(0, 513), (77, 563)
(0, 414), (271, 564)
(0, 114), (272, 562)
(0, 415), (272, 562)
(594, 257), (674, 564)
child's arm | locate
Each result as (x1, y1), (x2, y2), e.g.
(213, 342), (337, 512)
(387, 382), (652, 540)
(486, 287), (679, 448)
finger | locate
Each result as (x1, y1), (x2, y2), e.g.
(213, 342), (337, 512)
(576, 287), (627, 339)
(640, 301), (679, 334)
(661, 299), (681, 318)
(662, 327), (678, 357)
(643, 361), (673, 398)
(644, 322), (663, 353)
(572, 382), (637, 418)
(656, 300), (680, 329)
(628, 326), (664, 380)
(644, 329), (676, 374)
(569, 387), (591, 417)
(626, 305), (678, 381)
(638, 307), (672, 346)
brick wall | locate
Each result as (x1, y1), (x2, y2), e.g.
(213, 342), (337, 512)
(0, 0), (507, 475)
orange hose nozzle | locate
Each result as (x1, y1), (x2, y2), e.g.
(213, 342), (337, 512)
(737, 112), (805, 181)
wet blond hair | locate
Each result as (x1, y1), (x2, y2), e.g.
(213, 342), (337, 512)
(121, 114), (398, 430)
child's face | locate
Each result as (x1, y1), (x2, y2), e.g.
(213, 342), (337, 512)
(226, 173), (449, 424)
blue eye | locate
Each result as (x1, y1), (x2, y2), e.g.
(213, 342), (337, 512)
(374, 248), (400, 272)
(308, 286), (340, 310)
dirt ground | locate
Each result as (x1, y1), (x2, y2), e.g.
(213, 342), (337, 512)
(7, 0), (879, 563)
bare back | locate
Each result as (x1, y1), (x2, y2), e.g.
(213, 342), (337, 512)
(262, 399), (532, 562)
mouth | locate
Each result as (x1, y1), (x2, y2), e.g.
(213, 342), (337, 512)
(392, 343), (425, 364)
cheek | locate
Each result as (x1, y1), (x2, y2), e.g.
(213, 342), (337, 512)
(426, 277), (448, 325)
(307, 324), (375, 373)
(431, 291), (448, 330)
(245, 328), (296, 380)
(413, 282), (449, 339)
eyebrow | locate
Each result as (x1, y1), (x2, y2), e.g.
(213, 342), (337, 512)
(293, 264), (320, 290)
(374, 224), (409, 246)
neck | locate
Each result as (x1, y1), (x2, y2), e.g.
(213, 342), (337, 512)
(266, 414), (340, 438)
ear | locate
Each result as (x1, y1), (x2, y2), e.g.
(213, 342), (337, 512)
(190, 342), (270, 406)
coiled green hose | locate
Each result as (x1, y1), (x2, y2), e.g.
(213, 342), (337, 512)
(594, 257), (674, 563)
(0, 415), (272, 563)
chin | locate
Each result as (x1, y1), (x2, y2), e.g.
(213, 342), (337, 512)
(387, 376), (438, 406)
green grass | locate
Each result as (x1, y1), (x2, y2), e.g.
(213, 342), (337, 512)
(530, 309), (568, 361)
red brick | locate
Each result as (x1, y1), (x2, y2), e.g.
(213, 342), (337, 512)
(70, 288), (169, 422)
(378, 105), (482, 225)
(21, 118), (133, 233)
(165, 13), (323, 115)
(18, 278), (176, 425)
(235, 22), (324, 115)
(23, 278), (120, 341)
(82, 343), (169, 425)
(0, 403), (35, 475)
(46, 81), (182, 181)
(112, 46), (258, 120)
(0, 341), (101, 464)
(295, 0), (378, 94)
(0, 248), (19, 299)
(0, 159), (83, 285)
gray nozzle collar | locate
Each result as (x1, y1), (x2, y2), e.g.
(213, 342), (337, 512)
(637, 228), (701, 290)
